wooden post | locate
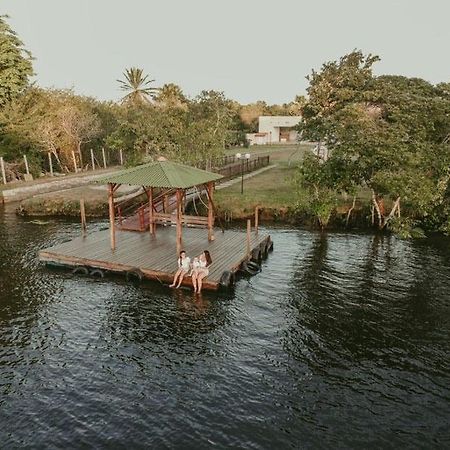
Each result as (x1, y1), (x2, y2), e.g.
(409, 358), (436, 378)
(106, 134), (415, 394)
(119, 149), (124, 166)
(72, 150), (78, 173)
(148, 187), (155, 235)
(246, 219), (251, 258)
(176, 189), (183, 254)
(80, 198), (87, 237)
(48, 152), (53, 176)
(108, 183), (116, 251)
(0, 157), (6, 184)
(102, 147), (107, 169)
(207, 182), (214, 241)
(255, 206), (259, 235)
(90, 149), (95, 171)
(23, 155), (30, 175)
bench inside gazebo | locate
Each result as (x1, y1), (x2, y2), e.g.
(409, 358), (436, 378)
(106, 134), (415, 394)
(38, 160), (272, 290)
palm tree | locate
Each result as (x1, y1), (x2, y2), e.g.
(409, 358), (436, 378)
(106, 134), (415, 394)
(155, 83), (188, 108)
(117, 67), (159, 106)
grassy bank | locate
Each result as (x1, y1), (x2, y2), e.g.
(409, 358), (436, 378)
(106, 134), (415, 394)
(216, 143), (373, 227)
(217, 144), (307, 222)
(215, 164), (298, 221)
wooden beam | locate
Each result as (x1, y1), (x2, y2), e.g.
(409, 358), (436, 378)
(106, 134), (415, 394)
(148, 187), (155, 235)
(207, 182), (214, 241)
(176, 189), (182, 254)
(119, 149), (124, 166)
(108, 183), (116, 250)
(246, 219), (251, 257)
(255, 206), (259, 235)
(0, 157), (6, 184)
(80, 198), (87, 237)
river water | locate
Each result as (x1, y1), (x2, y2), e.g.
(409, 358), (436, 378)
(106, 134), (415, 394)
(1, 204), (449, 449)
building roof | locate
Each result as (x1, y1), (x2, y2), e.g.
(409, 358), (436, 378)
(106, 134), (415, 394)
(94, 160), (223, 189)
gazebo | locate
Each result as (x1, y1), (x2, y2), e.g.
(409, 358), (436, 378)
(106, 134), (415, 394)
(95, 160), (223, 253)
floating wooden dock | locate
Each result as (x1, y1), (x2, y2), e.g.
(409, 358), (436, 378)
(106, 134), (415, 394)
(39, 226), (272, 291)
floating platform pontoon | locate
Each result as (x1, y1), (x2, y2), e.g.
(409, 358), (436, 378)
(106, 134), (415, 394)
(39, 226), (272, 291)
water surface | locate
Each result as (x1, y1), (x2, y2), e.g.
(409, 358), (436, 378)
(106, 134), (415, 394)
(1, 205), (449, 448)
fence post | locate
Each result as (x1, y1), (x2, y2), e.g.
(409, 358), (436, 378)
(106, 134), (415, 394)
(48, 152), (53, 176)
(72, 150), (78, 173)
(23, 155), (30, 175)
(102, 147), (107, 169)
(90, 149), (95, 171)
(80, 198), (87, 237)
(246, 219), (251, 257)
(0, 157), (6, 184)
(119, 149), (124, 166)
(255, 206), (259, 235)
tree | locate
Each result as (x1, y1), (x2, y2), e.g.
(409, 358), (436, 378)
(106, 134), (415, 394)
(0, 15), (33, 106)
(297, 50), (450, 234)
(155, 83), (188, 109)
(58, 100), (101, 169)
(117, 67), (158, 106)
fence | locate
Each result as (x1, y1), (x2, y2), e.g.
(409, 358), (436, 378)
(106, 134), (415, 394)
(216, 155), (270, 182)
(0, 151), (270, 186)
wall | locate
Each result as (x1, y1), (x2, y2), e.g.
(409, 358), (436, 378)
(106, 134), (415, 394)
(258, 116), (301, 143)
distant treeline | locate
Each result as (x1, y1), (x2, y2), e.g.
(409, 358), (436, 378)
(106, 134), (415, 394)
(0, 16), (302, 177)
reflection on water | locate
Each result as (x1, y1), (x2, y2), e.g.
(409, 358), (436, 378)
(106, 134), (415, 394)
(1, 204), (449, 448)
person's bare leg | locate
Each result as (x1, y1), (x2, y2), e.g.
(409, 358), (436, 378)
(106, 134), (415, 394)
(176, 271), (186, 288)
(192, 273), (197, 292)
(169, 269), (180, 287)
(197, 273), (205, 293)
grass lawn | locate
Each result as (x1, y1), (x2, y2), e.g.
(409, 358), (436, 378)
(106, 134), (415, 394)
(215, 164), (297, 215)
(216, 143), (373, 221)
(214, 144), (312, 217)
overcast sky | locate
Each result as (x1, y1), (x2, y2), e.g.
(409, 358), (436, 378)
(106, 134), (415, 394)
(2, 0), (449, 104)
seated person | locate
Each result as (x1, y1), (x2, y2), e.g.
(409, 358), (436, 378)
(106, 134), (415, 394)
(169, 250), (191, 288)
(191, 250), (212, 293)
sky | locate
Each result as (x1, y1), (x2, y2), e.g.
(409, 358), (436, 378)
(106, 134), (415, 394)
(2, 0), (450, 104)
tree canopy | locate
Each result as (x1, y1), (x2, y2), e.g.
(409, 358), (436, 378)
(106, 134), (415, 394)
(0, 15), (33, 106)
(117, 67), (159, 106)
(296, 50), (450, 235)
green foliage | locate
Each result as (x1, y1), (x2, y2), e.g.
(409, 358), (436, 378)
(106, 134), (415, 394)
(117, 67), (159, 106)
(292, 154), (339, 228)
(0, 16), (33, 106)
(297, 50), (450, 235)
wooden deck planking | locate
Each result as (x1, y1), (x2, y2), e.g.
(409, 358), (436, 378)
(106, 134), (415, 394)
(40, 226), (270, 289)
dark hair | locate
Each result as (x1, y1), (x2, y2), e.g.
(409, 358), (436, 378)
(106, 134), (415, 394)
(204, 250), (212, 267)
(179, 250), (186, 257)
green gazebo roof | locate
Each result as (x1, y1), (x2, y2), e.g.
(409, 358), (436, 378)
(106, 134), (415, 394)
(95, 160), (223, 189)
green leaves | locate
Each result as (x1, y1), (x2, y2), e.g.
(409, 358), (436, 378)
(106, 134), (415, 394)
(297, 50), (450, 234)
(117, 67), (159, 106)
(0, 15), (33, 107)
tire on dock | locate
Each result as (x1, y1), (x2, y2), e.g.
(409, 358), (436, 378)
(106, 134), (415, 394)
(71, 266), (89, 276)
(90, 268), (105, 278)
(267, 238), (274, 252)
(240, 260), (261, 276)
(126, 268), (144, 283)
(251, 247), (262, 264)
(219, 270), (236, 289)
(260, 241), (269, 259)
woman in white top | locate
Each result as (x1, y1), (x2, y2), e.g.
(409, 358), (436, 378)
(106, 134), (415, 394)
(169, 250), (191, 288)
(191, 250), (212, 293)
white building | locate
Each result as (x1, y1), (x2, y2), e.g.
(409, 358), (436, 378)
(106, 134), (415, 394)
(246, 115), (302, 145)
